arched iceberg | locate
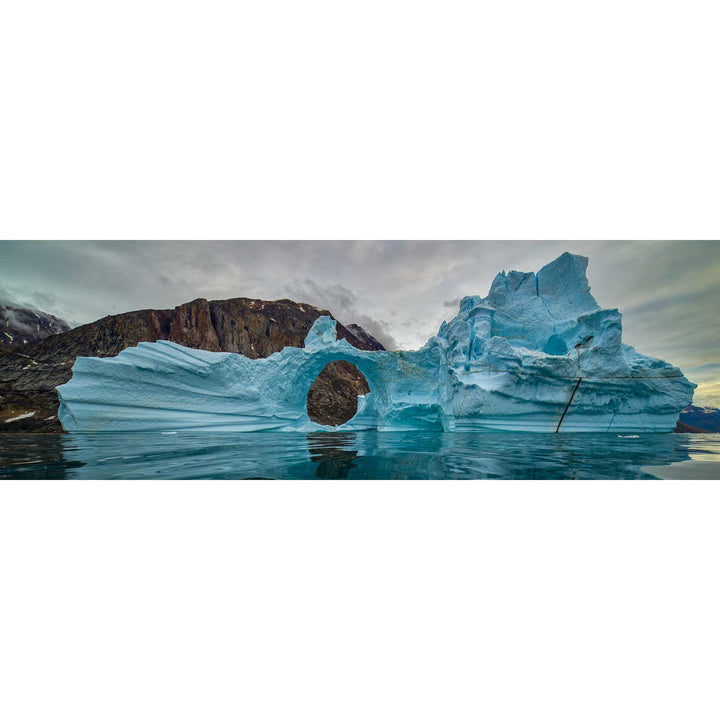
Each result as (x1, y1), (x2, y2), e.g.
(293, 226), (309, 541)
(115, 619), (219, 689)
(57, 253), (695, 433)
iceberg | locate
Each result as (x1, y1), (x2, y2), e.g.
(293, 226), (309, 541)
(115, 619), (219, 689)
(57, 253), (695, 433)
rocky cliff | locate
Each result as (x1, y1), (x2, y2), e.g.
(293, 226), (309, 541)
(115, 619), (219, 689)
(0, 297), (383, 432)
(673, 419), (713, 434)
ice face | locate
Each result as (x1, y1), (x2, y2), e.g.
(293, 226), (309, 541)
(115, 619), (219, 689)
(303, 315), (338, 349)
(56, 253), (696, 433)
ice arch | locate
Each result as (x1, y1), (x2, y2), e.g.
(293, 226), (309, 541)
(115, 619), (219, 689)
(56, 316), (451, 433)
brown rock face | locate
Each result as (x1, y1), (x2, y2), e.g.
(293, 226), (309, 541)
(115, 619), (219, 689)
(673, 420), (713, 434)
(307, 360), (371, 426)
(0, 297), (384, 432)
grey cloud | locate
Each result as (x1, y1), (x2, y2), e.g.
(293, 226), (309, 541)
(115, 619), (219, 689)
(282, 278), (398, 350)
(443, 297), (462, 309)
(0, 284), (80, 326)
(0, 285), (57, 310)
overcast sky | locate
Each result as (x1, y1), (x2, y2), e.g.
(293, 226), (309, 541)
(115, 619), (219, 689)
(1, 240), (718, 406)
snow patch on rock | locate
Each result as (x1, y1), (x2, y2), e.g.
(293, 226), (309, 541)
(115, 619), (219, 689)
(4, 411), (36, 423)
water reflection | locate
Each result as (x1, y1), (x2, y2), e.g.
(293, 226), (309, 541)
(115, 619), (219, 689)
(308, 433), (359, 479)
(0, 434), (85, 479)
(0, 431), (718, 480)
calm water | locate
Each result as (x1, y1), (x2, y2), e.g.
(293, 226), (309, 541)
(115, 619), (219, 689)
(1, 432), (719, 479)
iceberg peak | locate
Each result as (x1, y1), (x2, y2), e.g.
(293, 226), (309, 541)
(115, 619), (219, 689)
(303, 315), (338, 349)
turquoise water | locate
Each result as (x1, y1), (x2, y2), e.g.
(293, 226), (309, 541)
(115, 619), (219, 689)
(1, 432), (719, 479)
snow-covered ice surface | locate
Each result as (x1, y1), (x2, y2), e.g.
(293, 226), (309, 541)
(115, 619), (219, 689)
(57, 253), (695, 433)
(4, 411), (36, 424)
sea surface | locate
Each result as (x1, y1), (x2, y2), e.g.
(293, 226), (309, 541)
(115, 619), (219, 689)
(1, 432), (719, 479)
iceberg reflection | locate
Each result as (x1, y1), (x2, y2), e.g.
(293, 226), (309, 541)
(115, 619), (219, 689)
(1, 432), (719, 480)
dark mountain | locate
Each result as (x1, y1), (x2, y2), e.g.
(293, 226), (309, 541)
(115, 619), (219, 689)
(0, 297), (384, 432)
(675, 405), (720, 433)
(673, 420), (713, 434)
(345, 323), (385, 351)
(1, 305), (72, 348)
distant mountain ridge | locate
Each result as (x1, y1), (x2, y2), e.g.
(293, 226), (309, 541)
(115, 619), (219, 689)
(345, 323), (385, 351)
(676, 405), (720, 433)
(1, 305), (72, 348)
(0, 297), (384, 432)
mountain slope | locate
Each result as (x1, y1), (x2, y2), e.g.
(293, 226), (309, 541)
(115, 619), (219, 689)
(673, 420), (713, 434)
(0, 297), (384, 432)
(1, 305), (72, 348)
(345, 323), (385, 351)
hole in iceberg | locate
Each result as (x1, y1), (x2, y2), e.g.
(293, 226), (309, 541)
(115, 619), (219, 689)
(307, 360), (370, 426)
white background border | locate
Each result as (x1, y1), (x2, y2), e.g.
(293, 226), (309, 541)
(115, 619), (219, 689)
(1, 1), (718, 240)
(1, 2), (719, 718)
